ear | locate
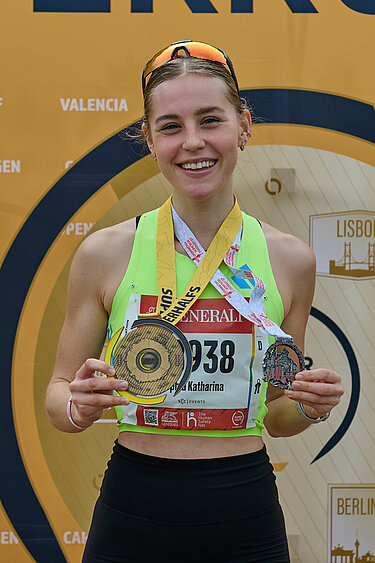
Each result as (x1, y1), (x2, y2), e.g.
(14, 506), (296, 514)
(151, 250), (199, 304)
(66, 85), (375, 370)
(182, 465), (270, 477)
(239, 109), (252, 147)
(142, 122), (154, 155)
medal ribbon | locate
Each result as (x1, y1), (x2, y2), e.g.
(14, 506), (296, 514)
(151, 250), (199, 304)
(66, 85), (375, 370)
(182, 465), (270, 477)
(149, 196), (243, 325)
(170, 202), (292, 340)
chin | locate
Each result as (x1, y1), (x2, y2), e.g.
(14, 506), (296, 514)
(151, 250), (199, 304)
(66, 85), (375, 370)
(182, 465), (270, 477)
(178, 187), (220, 202)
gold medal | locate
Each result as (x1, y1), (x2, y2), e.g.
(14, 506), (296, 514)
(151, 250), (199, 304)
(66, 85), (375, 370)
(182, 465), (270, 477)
(106, 318), (192, 404)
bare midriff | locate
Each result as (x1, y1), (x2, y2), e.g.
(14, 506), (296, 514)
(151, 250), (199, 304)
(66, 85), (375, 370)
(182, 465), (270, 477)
(118, 432), (264, 459)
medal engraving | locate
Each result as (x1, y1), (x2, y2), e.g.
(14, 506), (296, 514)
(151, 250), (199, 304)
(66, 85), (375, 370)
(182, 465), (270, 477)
(111, 317), (192, 399)
(262, 338), (305, 390)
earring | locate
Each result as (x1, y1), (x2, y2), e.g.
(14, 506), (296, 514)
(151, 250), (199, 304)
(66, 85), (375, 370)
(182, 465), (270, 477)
(153, 153), (157, 161)
(240, 141), (245, 151)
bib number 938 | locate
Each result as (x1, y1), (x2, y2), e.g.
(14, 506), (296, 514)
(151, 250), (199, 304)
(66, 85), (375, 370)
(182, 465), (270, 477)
(189, 339), (235, 374)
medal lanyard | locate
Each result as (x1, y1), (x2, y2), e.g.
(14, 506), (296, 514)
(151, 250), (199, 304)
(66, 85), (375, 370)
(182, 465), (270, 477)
(152, 196), (291, 340)
(152, 196), (242, 324)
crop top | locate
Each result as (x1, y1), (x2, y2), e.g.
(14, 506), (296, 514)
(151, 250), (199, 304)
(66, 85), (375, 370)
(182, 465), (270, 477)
(107, 206), (284, 437)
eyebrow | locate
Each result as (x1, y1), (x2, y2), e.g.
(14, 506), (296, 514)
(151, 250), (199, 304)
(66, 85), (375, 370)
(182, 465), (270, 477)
(155, 106), (225, 124)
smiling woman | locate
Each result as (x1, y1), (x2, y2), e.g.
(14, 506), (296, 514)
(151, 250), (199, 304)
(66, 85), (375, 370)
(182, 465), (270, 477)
(45, 40), (344, 563)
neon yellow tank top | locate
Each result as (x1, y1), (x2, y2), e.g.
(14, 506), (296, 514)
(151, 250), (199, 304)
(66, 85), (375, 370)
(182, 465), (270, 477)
(107, 207), (284, 437)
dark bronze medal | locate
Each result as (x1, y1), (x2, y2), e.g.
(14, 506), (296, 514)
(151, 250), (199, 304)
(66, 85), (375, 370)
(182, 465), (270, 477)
(112, 317), (192, 398)
(262, 338), (305, 390)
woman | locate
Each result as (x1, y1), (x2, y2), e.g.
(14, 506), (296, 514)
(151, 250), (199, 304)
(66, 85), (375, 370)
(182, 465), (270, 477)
(46, 41), (344, 562)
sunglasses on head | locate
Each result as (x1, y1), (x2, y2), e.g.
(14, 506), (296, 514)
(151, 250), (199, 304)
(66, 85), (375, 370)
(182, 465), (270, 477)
(142, 40), (240, 96)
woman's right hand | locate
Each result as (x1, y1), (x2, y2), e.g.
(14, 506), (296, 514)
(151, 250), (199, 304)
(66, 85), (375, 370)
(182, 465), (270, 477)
(68, 359), (130, 429)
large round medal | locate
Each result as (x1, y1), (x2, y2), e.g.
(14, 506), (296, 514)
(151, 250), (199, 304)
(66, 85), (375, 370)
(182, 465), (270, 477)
(262, 338), (305, 390)
(108, 317), (192, 402)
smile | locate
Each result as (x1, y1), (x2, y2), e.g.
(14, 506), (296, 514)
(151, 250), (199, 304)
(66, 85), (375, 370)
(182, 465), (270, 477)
(180, 160), (216, 170)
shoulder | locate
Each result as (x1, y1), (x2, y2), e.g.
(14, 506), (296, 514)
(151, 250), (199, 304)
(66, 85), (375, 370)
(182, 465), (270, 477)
(261, 221), (316, 278)
(68, 218), (137, 311)
(74, 218), (137, 268)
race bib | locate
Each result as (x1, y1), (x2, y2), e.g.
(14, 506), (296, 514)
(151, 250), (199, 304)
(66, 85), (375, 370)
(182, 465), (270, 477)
(116, 294), (268, 431)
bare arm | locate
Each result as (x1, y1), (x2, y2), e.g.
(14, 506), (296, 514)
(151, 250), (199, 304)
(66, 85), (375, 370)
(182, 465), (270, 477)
(45, 225), (134, 432)
(263, 234), (344, 438)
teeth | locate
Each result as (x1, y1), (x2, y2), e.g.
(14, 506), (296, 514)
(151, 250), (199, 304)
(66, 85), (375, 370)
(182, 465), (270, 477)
(181, 160), (215, 170)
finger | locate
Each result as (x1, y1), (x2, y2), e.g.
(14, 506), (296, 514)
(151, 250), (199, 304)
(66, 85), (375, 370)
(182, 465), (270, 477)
(285, 388), (341, 408)
(295, 369), (341, 383)
(72, 390), (130, 408)
(75, 359), (116, 380)
(291, 379), (343, 397)
(70, 376), (128, 394)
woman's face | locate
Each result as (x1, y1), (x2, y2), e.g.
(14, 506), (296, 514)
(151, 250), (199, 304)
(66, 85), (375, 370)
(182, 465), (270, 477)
(144, 73), (250, 204)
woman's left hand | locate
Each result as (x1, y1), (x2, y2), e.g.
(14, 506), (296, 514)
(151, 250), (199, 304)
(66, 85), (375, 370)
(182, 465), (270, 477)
(284, 369), (344, 419)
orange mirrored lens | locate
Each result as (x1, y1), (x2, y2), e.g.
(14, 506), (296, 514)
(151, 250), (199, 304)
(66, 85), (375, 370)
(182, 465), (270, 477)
(143, 42), (227, 80)
(143, 46), (179, 78)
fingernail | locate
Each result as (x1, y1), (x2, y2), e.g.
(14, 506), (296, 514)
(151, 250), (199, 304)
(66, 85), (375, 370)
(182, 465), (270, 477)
(120, 398), (129, 405)
(285, 390), (294, 396)
(119, 382), (128, 389)
(292, 382), (301, 390)
(295, 373), (303, 380)
(108, 368), (115, 375)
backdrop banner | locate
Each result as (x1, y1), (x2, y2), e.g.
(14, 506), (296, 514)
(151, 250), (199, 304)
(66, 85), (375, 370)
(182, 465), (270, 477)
(0, 1), (374, 562)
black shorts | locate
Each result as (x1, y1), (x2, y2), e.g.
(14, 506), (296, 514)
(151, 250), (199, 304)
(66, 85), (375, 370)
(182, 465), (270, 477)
(82, 441), (290, 563)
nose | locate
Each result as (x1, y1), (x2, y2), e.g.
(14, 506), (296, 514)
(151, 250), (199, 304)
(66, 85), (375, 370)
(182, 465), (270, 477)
(182, 124), (205, 152)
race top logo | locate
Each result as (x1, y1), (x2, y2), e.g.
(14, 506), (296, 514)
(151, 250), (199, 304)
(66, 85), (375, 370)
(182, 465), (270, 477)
(33, 0), (375, 14)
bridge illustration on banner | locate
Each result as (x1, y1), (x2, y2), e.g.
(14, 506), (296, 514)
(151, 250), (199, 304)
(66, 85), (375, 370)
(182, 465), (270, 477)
(329, 242), (375, 277)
